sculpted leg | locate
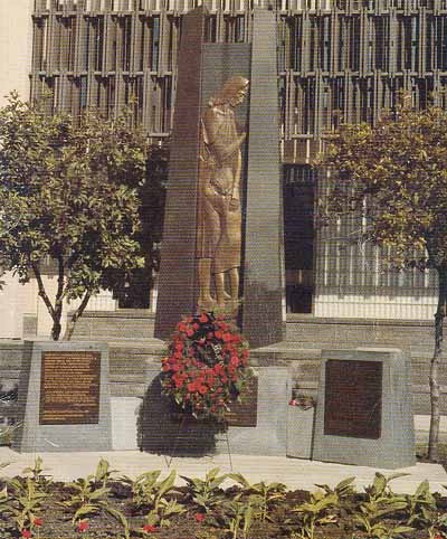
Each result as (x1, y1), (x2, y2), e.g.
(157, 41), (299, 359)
(228, 267), (239, 301)
(198, 258), (215, 310)
(214, 271), (227, 307)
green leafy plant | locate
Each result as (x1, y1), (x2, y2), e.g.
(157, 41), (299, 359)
(121, 470), (184, 529)
(220, 497), (257, 539)
(22, 457), (53, 493)
(353, 473), (413, 539)
(145, 498), (186, 528)
(181, 467), (228, 513)
(228, 473), (286, 522)
(120, 469), (178, 513)
(292, 489), (339, 539)
(59, 460), (129, 538)
(91, 457), (118, 490)
(3, 476), (48, 534)
(427, 510), (447, 539)
(404, 479), (437, 528)
(315, 476), (357, 501)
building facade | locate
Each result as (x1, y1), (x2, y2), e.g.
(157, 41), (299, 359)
(2, 0), (447, 338)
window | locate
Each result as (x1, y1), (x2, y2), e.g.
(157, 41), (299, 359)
(151, 16), (160, 71)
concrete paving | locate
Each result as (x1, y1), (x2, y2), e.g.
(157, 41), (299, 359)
(0, 447), (445, 495)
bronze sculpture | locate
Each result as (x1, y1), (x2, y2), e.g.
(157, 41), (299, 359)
(196, 76), (249, 310)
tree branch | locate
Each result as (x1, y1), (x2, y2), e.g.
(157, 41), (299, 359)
(31, 262), (56, 320)
(54, 253), (65, 318)
(65, 291), (92, 341)
(428, 265), (447, 461)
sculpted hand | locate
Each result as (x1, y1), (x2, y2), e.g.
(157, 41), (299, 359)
(229, 197), (240, 211)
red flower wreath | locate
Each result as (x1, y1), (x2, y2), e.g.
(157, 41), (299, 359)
(161, 312), (253, 421)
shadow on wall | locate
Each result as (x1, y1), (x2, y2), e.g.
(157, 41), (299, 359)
(137, 374), (221, 456)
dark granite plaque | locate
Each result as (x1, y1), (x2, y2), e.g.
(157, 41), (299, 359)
(324, 359), (382, 439)
(225, 377), (258, 427)
(39, 351), (101, 425)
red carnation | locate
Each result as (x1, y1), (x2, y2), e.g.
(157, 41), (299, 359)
(162, 314), (251, 420)
(142, 524), (159, 533)
(21, 531), (32, 539)
(76, 520), (90, 533)
(194, 513), (206, 522)
(33, 518), (43, 527)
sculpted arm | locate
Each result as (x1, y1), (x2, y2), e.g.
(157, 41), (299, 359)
(202, 108), (246, 166)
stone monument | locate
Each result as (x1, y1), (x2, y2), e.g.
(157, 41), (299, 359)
(154, 7), (284, 348)
(312, 348), (416, 469)
(13, 341), (112, 453)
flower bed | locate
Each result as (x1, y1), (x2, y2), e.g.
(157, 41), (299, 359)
(0, 458), (446, 539)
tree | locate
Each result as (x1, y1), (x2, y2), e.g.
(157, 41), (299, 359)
(0, 92), (151, 340)
(318, 104), (447, 461)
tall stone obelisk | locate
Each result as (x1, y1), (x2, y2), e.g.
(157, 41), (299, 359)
(155, 8), (285, 348)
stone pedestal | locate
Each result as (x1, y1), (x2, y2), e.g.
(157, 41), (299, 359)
(286, 406), (315, 460)
(312, 348), (415, 469)
(13, 341), (112, 453)
(141, 365), (290, 457)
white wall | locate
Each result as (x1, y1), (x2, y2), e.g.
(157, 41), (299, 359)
(314, 294), (437, 320)
(0, 1), (34, 338)
(0, 1), (33, 105)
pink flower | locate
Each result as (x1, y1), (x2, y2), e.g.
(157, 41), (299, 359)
(33, 518), (43, 527)
(21, 531), (32, 539)
(76, 520), (90, 533)
(194, 513), (206, 522)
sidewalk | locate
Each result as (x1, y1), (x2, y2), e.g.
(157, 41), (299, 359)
(0, 447), (445, 495)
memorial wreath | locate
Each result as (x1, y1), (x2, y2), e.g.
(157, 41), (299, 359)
(161, 312), (253, 422)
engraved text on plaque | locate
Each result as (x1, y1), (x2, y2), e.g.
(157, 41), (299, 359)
(40, 351), (101, 425)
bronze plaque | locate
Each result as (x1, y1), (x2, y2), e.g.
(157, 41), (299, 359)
(40, 351), (101, 425)
(324, 360), (382, 439)
(225, 377), (258, 427)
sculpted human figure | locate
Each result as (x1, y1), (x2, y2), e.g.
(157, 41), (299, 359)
(196, 76), (249, 310)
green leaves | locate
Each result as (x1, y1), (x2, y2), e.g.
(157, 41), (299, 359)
(120, 469), (178, 513)
(4, 476), (48, 532)
(181, 468), (228, 512)
(318, 105), (447, 270)
(0, 93), (153, 339)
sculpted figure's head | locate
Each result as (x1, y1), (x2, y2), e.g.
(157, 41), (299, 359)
(212, 76), (249, 107)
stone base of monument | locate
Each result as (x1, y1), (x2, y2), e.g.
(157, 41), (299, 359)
(312, 348), (415, 469)
(12, 341), (112, 453)
(139, 366), (290, 457)
(286, 406), (315, 460)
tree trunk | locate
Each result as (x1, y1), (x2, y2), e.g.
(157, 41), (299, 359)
(64, 291), (92, 341)
(31, 262), (62, 341)
(428, 266), (447, 461)
(51, 320), (62, 341)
